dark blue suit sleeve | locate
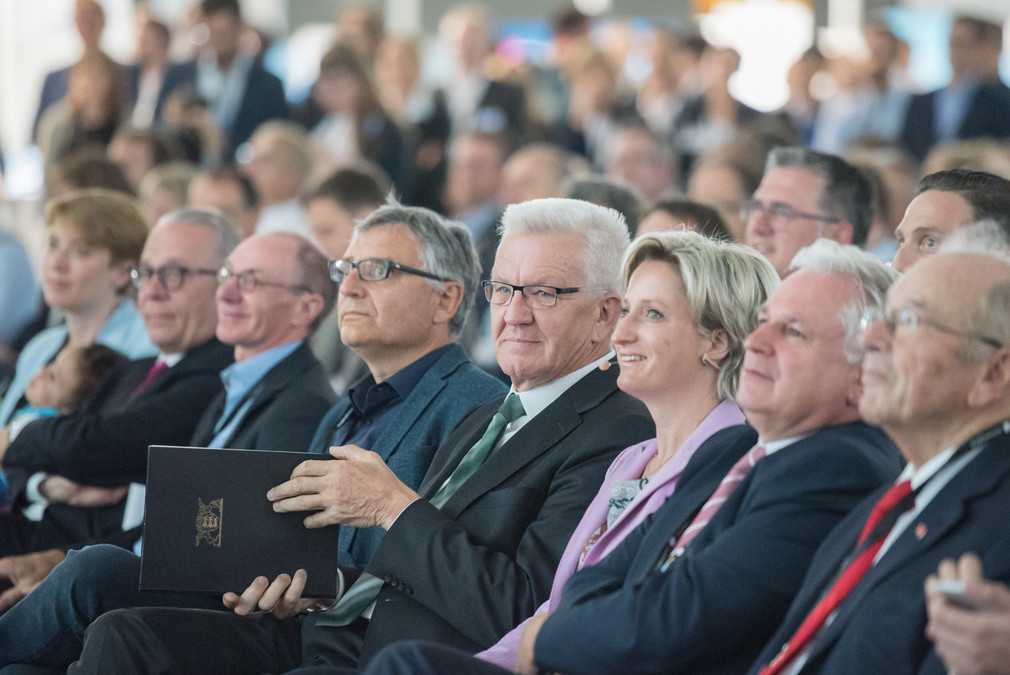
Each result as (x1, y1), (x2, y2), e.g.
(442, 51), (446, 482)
(536, 439), (898, 675)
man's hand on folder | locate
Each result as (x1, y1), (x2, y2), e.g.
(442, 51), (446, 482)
(222, 569), (321, 620)
(267, 445), (419, 530)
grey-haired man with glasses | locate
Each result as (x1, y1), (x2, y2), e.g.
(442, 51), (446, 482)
(744, 147), (872, 277)
(71, 198), (654, 674)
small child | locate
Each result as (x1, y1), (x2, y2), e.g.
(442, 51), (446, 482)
(1, 344), (127, 512)
(8, 343), (128, 440)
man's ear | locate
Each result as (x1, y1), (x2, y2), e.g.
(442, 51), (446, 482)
(830, 220), (855, 246)
(294, 292), (326, 331)
(594, 292), (623, 343)
(432, 280), (465, 327)
(845, 362), (864, 409)
(966, 349), (1010, 409)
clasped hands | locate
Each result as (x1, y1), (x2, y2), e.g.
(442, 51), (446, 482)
(222, 445), (419, 618)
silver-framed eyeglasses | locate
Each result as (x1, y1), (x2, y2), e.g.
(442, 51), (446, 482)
(861, 308), (1003, 349)
(218, 268), (312, 294)
(131, 265), (218, 292)
(482, 281), (581, 309)
(329, 258), (451, 284)
(741, 199), (841, 225)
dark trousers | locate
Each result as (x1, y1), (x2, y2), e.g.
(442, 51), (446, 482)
(360, 641), (512, 675)
(69, 606), (370, 674)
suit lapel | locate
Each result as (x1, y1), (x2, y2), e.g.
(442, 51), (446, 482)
(808, 442), (1010, 660)
(437, 367), (617, 518)
(369, 349), (461, 464)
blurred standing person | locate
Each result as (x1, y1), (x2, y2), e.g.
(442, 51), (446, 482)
(310, 44), (406, 192)
(126, 17), (178, 129)
(407, 5), (526, 213)
(779, 47), (825, 146)
(33, 0), (118, 141)
(551, 48), (635, 170)
(634, 29), (694, 138)
(374, 37), (425, 128)
(813, 22), (914, 155)
(900, 16), (1010, 163)
(37, 52), (128, 176)
(671, 45), (763, 180)
(161, 0), (289, 160)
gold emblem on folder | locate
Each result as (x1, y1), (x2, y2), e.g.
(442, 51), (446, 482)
(196, 498), (223, 547)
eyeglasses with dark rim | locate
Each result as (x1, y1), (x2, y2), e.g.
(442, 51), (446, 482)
(482, 281), (581, 309)
(131, 265), (218, 292)
(740, 199), (841, 225)
(860, 308), (1004, 349)
(217, 268), (313, 294)
(328, 258), (451, 284)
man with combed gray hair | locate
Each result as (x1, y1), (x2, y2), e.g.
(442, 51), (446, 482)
(73, 198), (654, 673)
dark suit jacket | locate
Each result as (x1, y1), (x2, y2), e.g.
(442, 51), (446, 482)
(125, 62), (193, 125)
(0, 338), (232, 555)
(307, 343), (507, 570)
(749, 431), (1010, 675)
(162, 59), (290, 159)
(351, 365), (655, 665)
(190, 342), (335, 452)
(535, 422), (902, 675)
(899, 82), (1010, 162)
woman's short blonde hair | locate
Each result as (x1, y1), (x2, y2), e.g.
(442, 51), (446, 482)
(622, 230), (780, 399)
(45, 189), (149, 269)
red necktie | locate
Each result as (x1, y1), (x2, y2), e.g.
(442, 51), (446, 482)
(759, 479), (914, 675)
(129, 361), (168, 401)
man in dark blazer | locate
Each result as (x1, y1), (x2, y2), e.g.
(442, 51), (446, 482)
(899, 16), (1010, 163)
(159, 0), (290, 160)
(748, 244), (1010, 675)
(70, 198), (654, 674)
(0, 205), (506, 672)
(358, 240), (903, 675)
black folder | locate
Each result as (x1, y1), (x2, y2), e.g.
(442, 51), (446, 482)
(140, 445), (340, 597)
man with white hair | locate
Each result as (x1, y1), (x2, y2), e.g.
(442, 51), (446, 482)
(72, 198), (654, 673)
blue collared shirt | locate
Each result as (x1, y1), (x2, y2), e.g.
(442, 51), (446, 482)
(208, 340), (302, 448)
(328, 343), (454, 450)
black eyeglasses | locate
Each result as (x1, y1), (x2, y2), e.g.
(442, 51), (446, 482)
(217, 268), (313, 294)
(741, 199), (841, 225)
(861, 308), (1003, 349)
(131, 265), (218, 292)
(329, 258), (451, 284)
(482, 281), (581, 309)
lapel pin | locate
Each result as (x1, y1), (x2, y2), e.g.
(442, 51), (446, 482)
(915, 522), (927, 539)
